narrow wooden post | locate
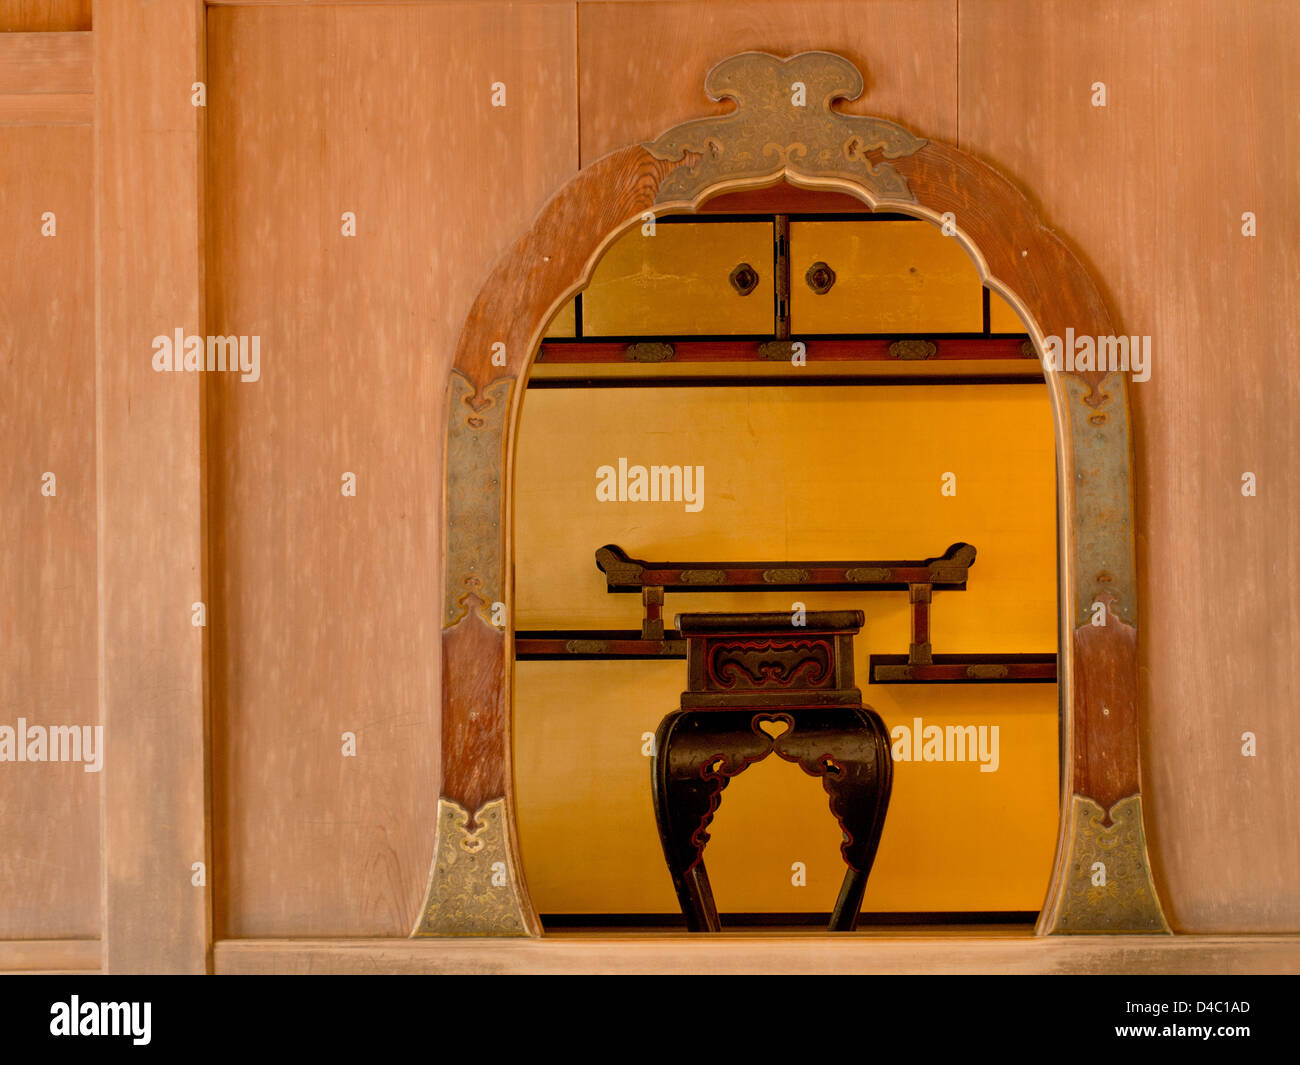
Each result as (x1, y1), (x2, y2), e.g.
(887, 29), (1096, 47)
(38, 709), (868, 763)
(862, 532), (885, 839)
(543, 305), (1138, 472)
(94, 0), (211, 974)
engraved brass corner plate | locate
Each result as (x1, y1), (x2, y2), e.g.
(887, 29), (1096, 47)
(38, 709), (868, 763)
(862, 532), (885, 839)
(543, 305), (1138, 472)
(1047, 795), (1170, 933)
(643, 52), (926, 204)
(413, 798), (529, 936)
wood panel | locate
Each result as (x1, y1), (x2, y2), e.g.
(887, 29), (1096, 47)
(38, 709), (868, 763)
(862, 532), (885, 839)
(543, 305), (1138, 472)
(205, 1), (577, 937)
(94, 0), (209, 973)
(214, 934), (1300, 975)
(0, 123), (97, 940)
(961, 0), (1300, 932)
(0, 0), (90, 32)
(0, 31), (91, 93)
(0, 939), (99, 972)
(578, 0), (958, 167)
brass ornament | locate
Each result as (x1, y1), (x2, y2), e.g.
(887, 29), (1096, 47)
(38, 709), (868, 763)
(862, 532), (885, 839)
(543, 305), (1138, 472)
(846, 566), (892, 582)
(643, 52), (926, 205)
(888, 339), (937, 361)
(1048, 794), (1170, 933)
(624, 342), (675, 362)
(681, 569), (727, 585)
(763, 567), (811, 584)
(757, 340), (801, 361)
(445, 373), (512, 627)
(412, 797), (529, 936)
(966, 664), (1008, 680)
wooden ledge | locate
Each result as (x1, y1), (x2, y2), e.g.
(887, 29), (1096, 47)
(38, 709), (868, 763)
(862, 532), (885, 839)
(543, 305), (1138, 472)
(213, 935), (1300, 976)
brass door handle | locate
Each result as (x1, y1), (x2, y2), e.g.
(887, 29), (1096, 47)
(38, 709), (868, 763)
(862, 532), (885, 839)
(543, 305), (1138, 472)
(729, 262), (760, 296)
(805, 261), (836, 294)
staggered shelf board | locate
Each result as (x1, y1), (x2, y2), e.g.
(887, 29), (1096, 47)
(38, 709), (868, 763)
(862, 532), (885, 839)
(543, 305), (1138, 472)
(515, 631), (686, 660)
(869, 653), (1058, 684)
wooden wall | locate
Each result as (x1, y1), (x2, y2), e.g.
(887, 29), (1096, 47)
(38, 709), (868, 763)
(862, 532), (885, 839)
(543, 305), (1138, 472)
(1, 0), (1295, 967)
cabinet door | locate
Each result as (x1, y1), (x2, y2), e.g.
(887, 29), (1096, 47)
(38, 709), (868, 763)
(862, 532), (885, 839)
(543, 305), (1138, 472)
(543, 298), (576, 338)
(988, 289), (1026, 334)
(582, 221), (774, 336)
(791, 220), (983, 334)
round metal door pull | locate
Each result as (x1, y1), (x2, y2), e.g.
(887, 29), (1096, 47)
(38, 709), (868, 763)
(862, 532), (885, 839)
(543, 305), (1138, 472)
(729, 262), (760, 296)
(805, 260), (837, 294)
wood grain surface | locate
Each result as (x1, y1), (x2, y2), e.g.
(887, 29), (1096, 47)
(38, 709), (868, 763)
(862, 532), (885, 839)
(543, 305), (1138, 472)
(0, 0), (90, 33)
(960, 0), (1300, 933)
(5, 0), (1291, 955)
(0, 124), (98, 940)
(94, 0), (210, 973)
(205, 1), (577, 937)
(0, 31), (91, 94)
(214, 933), (1300, 975)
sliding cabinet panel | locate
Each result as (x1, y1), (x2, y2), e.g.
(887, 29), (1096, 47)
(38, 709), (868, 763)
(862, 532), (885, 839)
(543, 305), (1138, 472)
(543, 298), (576, 338)
(582, 222), (773, 336)
(790, 220), (983, 334)
(988, 289), (1026, 334)
(514, 384), (1058, 914)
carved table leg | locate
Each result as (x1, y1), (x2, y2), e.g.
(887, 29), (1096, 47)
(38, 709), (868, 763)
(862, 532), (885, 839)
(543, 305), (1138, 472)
(652, 709), (779, 931)
(774, 706), (893, 931)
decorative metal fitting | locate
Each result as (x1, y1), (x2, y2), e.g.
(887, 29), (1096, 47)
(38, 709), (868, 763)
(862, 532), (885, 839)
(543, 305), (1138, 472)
(624, 342), (675, 362)
(729, 262), (760, 296)
(888, 339), (937, 360)
(805, 261), (837, 294)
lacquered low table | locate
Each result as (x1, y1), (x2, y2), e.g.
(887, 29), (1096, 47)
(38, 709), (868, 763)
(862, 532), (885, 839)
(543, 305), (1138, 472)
(652, 610), (893, 932)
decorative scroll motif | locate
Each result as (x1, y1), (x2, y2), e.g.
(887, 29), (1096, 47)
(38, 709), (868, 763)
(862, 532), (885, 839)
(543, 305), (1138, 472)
(566, 640), (611, 655)
(1049, 794), (1170, 933)
(644, 52), (926, 204)
(1063, 374), (1136, 627)
(705, 637), (834, 691)
(845, 566), (892, 582)
(763, 567), (810, 584)
(594, 545), (644, 586)
(445, 372), (512, 628)
(927, 543), (977, 583)
(966, 664), (1008, 680)
(889, 339), (937, 361)
(413, 798), (529, 936)
(681, 569), (726, 585)
(625, 342), (675, 362)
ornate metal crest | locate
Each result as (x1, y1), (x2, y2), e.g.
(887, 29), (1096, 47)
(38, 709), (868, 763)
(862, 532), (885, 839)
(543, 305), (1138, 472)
(643, 52), (926, 204)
